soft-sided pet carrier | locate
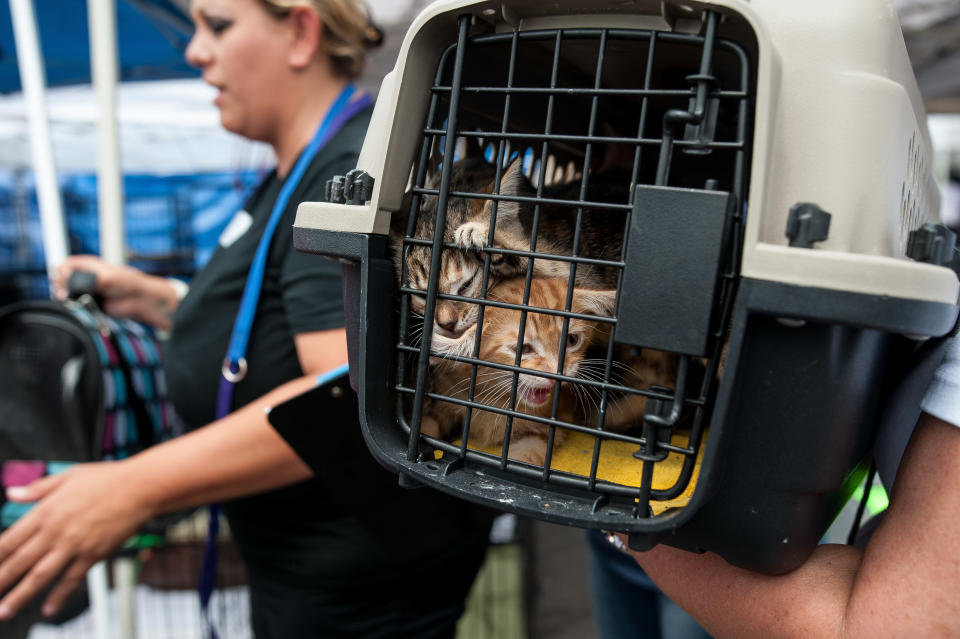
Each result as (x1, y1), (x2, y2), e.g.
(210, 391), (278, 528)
(291, 0), (960, 573)
(0, 283), (185, 527)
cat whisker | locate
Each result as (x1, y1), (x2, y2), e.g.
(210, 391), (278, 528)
(446, 370), (510, 395)
(471, 376), (515, 407)
(576, 368), (629, 388)
(570, 382), (601, 421)
(579, 358), (638, 376)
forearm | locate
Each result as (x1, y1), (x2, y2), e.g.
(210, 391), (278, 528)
(125, 273), (182, 330)
(118, 374), (316, 515)
(632, 413), (960, 639)
(635, 541), (861, 639)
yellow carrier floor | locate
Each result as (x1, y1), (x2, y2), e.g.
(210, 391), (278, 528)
(459, 429), (705, 515)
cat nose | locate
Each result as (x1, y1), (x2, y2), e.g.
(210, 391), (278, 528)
(436, 319), (463, 337)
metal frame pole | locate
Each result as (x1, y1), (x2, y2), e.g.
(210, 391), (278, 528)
(88, 0), (126, 265)
(8, 0), (68, 293)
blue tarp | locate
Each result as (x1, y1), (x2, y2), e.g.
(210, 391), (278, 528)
(0, 1), (268, 303)
(0, 0), (198, 94)
(0, 170), (262, 301)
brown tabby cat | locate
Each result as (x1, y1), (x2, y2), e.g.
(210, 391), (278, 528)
(452, 158), (631, 290)
(420, 277), (618, 465)
(395, 148), (630, 354)
(391, 140), (521, 340)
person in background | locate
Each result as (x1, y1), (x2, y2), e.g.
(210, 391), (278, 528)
(0, 1), (491, 637)
(613, 334), (960, 638)
(586, 528), (713, 639)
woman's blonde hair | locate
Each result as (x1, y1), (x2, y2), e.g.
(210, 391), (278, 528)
(258, 0), (383, 79)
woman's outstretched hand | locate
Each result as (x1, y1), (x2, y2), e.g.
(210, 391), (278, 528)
(53, 255), (182, 330)
(0, 462), (154, 620)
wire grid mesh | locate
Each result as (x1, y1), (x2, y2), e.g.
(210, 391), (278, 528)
(395, 11), (752, 522)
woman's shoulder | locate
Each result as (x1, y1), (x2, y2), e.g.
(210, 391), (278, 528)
(323, 102), (374, 159)
(301, 104), (374, 199)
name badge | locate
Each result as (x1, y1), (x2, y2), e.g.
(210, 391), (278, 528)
(219, 210), (253, 248)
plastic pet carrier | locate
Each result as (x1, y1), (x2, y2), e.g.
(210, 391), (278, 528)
(293, 0), (960, 573)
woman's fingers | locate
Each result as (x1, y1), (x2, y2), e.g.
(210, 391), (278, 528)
(0, 546), (72, 620)
(6, 471), (68, 503)
(0, 511), (39, 565)
(52, 255), (106, 299)
(0, 462), (152, 621)
(41, 557), (96, 617)
(0, 532), (56, 617)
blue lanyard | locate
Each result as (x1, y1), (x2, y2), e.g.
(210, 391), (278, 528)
(215, 83), (372, 418)
(200, 85), (371, 639)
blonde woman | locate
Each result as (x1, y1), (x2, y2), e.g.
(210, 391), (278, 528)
(0, 2), (490, 637)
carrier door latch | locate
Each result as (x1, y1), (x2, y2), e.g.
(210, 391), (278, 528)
(785, 202), (832, 248)
(907, 223), (960, 275)
(325, 169), (375, 205)
(617, 185), (736, 357)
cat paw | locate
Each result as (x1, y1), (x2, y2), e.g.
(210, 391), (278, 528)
(453, 222), (489, 251)
(420, 415), (442, 438)
(507, 438), (547, 466)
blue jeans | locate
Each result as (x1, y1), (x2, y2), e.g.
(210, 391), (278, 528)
(586, 529), (713, 639)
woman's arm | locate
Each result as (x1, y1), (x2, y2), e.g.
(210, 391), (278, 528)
(629, 412), (960, 639)
(0, 328), (348, 619)
(54, 255), (183, 330)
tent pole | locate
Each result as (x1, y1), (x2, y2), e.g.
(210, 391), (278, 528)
(89, 3), (132, 636)
(86, 561), (114, 639)
(88, 0), (126, 265)
(9, 0), (68, 294)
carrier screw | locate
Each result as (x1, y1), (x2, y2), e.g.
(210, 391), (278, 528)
(785, 202), (831, 248)
(906, 223), (957, 267)
(325, 175), (346, 203)
(343, 169), (376, 205)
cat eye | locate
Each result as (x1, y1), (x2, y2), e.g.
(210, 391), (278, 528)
(566, 333), (583, 349)
(508, 342), (534, 355)
(456, 272), (478, 296)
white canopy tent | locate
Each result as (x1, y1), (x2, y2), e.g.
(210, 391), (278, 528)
(0, 78), (271, 175)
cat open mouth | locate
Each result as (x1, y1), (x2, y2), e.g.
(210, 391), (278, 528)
(521, 383), (554, 406)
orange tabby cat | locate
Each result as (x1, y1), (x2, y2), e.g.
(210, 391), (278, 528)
(420, 277), (617, 465)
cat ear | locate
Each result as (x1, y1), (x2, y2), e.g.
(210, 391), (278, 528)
(425, 135), (442, 189)
(490, 157), (528, 220)
(497, 157), (527, 197)
(573, 288), (617, 318)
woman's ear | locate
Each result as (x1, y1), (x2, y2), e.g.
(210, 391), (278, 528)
(288, 6), (322, 70)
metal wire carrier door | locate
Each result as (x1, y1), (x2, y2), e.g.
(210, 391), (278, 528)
(395, 10), (753, 535)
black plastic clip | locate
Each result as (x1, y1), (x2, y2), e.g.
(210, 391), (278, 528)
(343, 169), (376, 205)
(906, 223), (957, 267)
(633, 386), (673, 463)
(681, 73), (720, 154)
(785, 202), (831, 248)
(325, 175), (346, 203)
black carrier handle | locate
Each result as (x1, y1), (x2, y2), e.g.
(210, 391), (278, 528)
(66, 270), (103, 305)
